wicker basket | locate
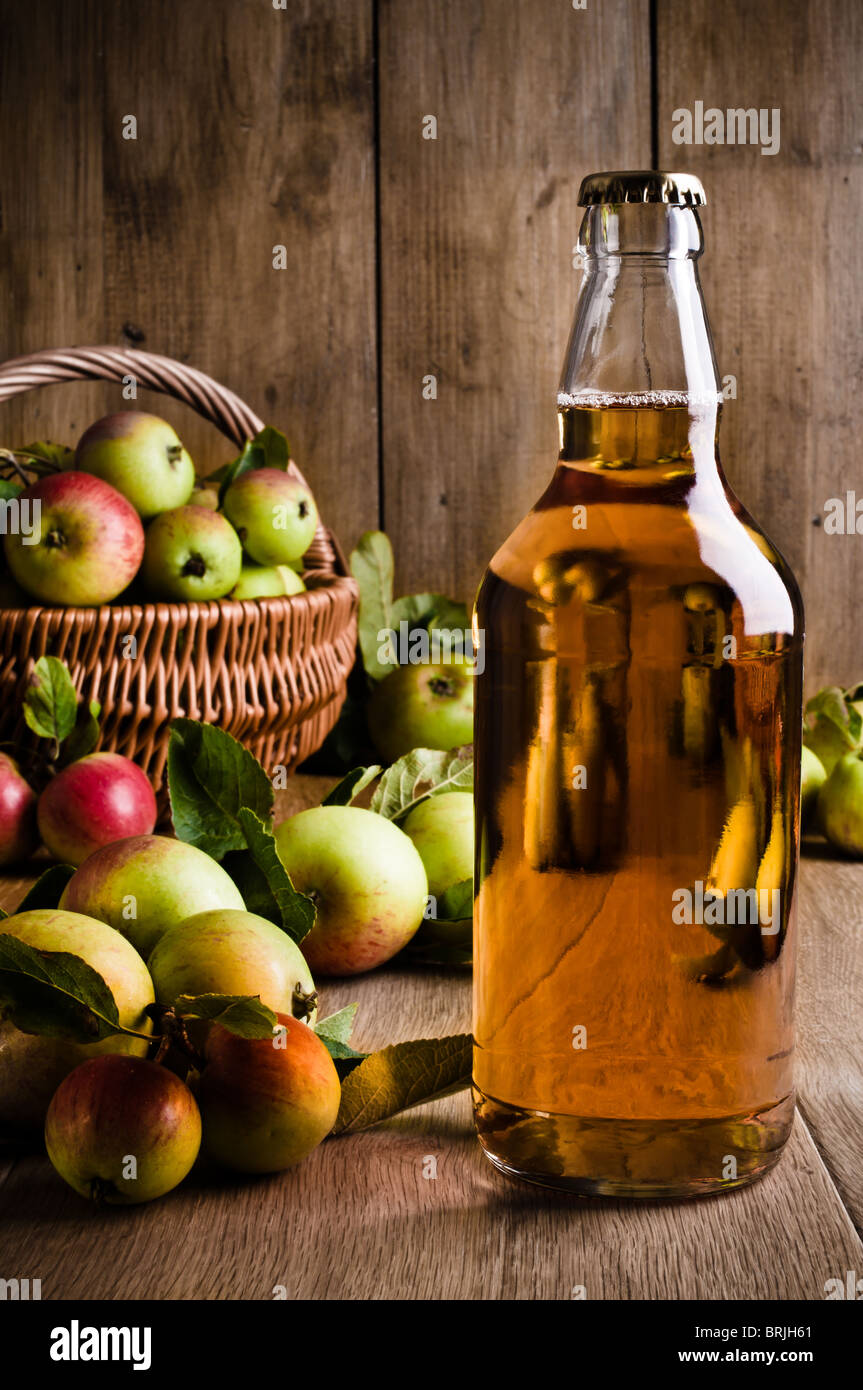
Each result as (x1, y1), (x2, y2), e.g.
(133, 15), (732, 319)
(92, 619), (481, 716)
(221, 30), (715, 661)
(0, 346), (358, 793)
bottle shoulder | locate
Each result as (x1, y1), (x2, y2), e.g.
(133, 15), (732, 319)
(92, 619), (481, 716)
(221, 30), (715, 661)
(478, 478), (803, 641)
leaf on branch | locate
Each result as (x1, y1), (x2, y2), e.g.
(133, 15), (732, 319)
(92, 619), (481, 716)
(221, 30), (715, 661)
(222, 809), (315, 944)
(370, 748), (473, 823)
(23, 656), (79, 745)
(167, 719), (274, 860)
(174, 992), (277, 1040)
(0, 934), (131, 1043)
(332, 1033), (472, 1135)
(349, 531), (395, 682)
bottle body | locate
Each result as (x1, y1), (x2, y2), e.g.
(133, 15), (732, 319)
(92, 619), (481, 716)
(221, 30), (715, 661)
(472, 193), (803, 1196)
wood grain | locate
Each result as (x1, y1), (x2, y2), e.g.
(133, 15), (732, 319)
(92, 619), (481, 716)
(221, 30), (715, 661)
(657, 0), (863, 690)
(0, 781), (861, 1300)
(0, 0), (378, 549)
(376, 0), (652, 605)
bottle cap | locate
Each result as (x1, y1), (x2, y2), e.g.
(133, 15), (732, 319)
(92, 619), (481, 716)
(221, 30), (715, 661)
(578, 171), (706, 207)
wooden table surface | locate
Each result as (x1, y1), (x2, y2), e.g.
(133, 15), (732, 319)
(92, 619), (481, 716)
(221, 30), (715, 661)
(1, 776), (861, 1301)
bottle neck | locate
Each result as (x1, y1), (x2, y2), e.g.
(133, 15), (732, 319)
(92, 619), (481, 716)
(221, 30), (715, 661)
(559, 204), (720, 405)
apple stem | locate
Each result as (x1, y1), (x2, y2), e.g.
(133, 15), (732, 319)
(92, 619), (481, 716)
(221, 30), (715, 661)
(429, 677), (455, 698)
(181, 554), (207, 578)
(44, 529), (66, 550)
(89, 1177), (115, 1206)
(292, 983), (318, 1023)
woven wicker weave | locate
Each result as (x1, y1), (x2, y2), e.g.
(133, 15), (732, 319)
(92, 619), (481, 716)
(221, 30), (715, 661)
(0, 346), (358, 792)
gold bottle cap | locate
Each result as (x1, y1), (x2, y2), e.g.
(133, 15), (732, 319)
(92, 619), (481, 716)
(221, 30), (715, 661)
(578, 171), (706, 207)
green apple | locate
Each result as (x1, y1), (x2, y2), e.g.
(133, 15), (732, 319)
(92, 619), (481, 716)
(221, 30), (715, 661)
(147, 909), (317, 1021)
(45, 1055), (201, 1204)
(142, 504), (243, 601)
(59, 834), (245, 958)
(274, 805), (427, 975)
(229, 562), (306, 600)
(75, 411), (195, 519)
(198, 1013), (339, 1174)
(222, 468), (318, 566)
(801, 744), (827, 829)
(0, 908), (154, 1135)
(817, 751), (863, 856)
(401, 791), (474, 898)
(366, 662), (474, 764)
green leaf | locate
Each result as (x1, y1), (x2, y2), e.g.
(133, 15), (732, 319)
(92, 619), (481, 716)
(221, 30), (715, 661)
(436, 878), (473, 921)
(58, 699), (101, 767)
(313, 1004), (358, 1045)
(370, 748), (473, 823)
(390, 593), (470, 639)
(222, 809), (314, 943)
(17, 441), (75, 472)
(167, 719), (274, 859)
(321, 765), (381, 807)
(23, 656), (79, 744)
(349, 531), (394, 682)
(174, 992), (277, 1040)
(314, 1007), (368, 1069)
(804, 686), (863, 744)
(332, 1033), (473, 1135)
(0, 934), (136, 1043)
(15, 864), (76, 913)
(0, 479), (23, 502)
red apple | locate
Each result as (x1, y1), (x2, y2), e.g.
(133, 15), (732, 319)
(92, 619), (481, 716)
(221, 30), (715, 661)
(45, 1055), (201, 1204)
(0, 752), (38, 866)
(75, 411), (195, 520)
(198, 1013), (340, 1174)
(3, 472), (145, 607)
(37, 753), (158, 866)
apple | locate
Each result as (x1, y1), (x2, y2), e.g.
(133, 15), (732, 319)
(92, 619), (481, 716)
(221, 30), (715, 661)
(142, 504), (243, 602)
(366, 662), (474, 764)
(45, 1055), (201, 1203)
(198, 1012), (339, 1174)
(817, 751), (863, 856)
(274, 805), (427, 975)
(222, 468), (318, 566)
(401, 791), (474, 898)
(0, 908), (154, 1135)
(59, 834), (245, 958)
(37, 753), (157, 866)
(801, 745), (827, 830)
(188, 485), (220, 511)
(229, 562), (306, 600)
(0, 753), (38, 866)
(147, 909), (317, 1021)
(3, 473), (145, 607)
(75, 412), (195, 519)
(803, 713), (861, 777)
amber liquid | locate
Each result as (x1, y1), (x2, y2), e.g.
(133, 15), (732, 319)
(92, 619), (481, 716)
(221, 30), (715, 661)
(473, 402), (803, 1196)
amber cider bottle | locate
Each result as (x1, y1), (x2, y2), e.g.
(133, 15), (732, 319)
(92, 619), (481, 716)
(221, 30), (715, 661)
(472, 171), (804, 1197)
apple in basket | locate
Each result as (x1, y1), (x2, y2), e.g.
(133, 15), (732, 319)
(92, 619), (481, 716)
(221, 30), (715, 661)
(75, 411), (196, 520)
(3, 473), (145, 607)
(142, 504), (243, 602)
(222, 468), (318, 566)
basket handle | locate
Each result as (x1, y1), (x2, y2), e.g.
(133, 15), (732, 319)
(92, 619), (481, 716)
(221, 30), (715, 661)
(0, 345), (334, 558)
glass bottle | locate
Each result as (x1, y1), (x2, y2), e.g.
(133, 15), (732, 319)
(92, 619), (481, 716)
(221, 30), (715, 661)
(472, 171), (804, 1197)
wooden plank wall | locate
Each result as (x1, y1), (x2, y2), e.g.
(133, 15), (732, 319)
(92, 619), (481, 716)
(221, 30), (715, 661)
(0, 0), (859, 687)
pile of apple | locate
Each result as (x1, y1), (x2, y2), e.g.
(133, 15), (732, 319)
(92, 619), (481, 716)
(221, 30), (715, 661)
(0, 754), (474, 1203)
(1, 412), (317, 607)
